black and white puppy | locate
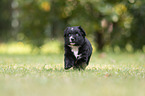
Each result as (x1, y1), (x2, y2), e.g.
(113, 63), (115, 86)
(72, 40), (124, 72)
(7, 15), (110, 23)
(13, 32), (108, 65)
(64, 26), (92, 70)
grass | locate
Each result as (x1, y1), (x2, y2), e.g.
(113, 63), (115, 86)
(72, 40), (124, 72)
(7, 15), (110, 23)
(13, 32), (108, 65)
(0, 41), (145, 96)
(0, 52), (145, 96)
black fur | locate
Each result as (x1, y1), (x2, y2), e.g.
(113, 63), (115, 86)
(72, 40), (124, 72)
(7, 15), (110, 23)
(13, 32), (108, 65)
(64, 26), (92, 70)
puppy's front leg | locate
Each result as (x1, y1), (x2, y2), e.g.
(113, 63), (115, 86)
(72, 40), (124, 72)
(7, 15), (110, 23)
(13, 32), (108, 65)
(64, 54), (75, 70)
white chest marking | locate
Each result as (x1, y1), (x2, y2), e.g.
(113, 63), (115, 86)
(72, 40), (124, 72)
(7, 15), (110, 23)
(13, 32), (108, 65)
(69, 46), (80, 58)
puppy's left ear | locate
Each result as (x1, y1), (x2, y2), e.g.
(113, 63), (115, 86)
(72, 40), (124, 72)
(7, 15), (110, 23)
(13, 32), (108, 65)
(64, 27), (68, 37)
(78, 26), (86, 36)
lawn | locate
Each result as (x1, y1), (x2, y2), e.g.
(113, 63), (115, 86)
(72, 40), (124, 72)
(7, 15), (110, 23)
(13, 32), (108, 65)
(0, 52), (145, 96)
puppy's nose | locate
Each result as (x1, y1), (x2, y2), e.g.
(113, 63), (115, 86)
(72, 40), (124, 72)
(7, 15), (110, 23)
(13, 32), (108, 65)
(71, 38), (75, 42)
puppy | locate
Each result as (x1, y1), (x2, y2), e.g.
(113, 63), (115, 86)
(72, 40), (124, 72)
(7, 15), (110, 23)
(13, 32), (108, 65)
(64, 26), (92, 70)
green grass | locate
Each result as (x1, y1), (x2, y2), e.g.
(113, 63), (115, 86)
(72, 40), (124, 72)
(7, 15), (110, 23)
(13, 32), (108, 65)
(0, 53), (145, 96)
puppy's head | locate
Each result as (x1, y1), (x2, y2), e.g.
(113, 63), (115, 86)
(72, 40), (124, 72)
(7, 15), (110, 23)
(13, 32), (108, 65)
(64, 26), (86, 46)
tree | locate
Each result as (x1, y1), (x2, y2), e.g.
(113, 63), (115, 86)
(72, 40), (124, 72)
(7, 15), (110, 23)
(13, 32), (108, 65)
(18, 0), (50, 48)
(16, 0), (145, 52)
(127, 1), (145, 50)
(0, 0), (12, 42)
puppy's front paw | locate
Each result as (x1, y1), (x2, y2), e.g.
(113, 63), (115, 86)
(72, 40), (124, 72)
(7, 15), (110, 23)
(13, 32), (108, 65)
(65, 66), (72, 70)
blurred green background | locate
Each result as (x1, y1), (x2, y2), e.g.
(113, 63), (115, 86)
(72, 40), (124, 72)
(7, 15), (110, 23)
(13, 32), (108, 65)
(0, 0), (145, 53)
(0, 1), (145, 96)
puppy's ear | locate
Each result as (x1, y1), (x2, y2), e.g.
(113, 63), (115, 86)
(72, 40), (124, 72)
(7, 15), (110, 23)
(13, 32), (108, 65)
(78, 26), (86, 36)
(64, 27), (68, 37)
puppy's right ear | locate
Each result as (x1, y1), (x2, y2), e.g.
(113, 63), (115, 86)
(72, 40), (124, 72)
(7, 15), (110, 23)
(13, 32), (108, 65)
(78, 26), (86, 36)
(64, 27), (68, 37)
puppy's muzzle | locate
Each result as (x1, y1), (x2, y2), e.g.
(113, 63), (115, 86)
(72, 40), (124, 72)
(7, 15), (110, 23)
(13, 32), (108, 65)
(71, 38), (75, 42)
(69, 36), (75, 43)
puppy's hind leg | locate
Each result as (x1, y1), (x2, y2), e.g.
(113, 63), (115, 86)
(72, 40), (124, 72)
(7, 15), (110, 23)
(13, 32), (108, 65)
(80, 63), (87, 70)
(73, 62), (87, 70)
(73, 64), (80, 70)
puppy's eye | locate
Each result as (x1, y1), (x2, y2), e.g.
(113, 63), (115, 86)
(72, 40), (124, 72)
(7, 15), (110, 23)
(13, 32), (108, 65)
(68, 34), (71, 36)
(76, 33), (79, 36)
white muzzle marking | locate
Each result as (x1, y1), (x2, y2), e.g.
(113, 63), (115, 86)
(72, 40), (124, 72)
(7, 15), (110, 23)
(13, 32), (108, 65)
(69, 36), (73, 43)
(71, 28), (74, 30)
